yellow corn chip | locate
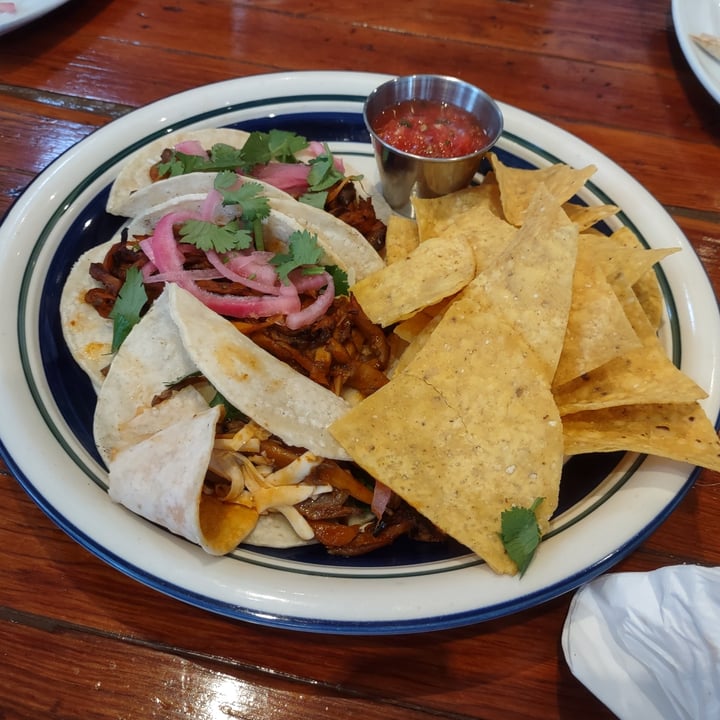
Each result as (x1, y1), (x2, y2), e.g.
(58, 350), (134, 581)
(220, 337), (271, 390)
(489, 152), (597, 226)
(562, 402), (720, 472)
(350, 234), (475, 327)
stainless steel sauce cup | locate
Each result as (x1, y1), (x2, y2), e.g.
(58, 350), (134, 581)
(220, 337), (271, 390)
(363, 75), (503, 211)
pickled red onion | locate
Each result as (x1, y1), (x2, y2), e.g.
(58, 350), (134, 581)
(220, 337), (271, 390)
(370, 480), (393, 519)
(173, 140), (208, 157)
(138, 199), (335, 326)
(252, 163), (311, 196)
(285, 272), (334, 330)
(205, 250), (282, 295)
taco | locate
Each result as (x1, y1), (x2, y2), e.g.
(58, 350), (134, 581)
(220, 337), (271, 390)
(106, 126), (392, 234)
(61, 171), (387, 391)
(107, 128), (252, 216)
(98, 283), (438, 554)
(62, 155), (428, 554)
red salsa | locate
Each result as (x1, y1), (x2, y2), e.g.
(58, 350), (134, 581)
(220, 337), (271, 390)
(371, 99), (490, 159)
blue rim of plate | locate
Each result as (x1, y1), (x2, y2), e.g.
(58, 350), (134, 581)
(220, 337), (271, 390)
(1, 72), (716, 634)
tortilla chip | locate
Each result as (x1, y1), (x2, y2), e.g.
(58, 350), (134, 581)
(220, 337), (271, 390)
(330, 294), (563, 575)
(553, 276), (707, 414)
(633, 270), (666, 330)
(350, 234), (476, 327)
(385, 213), (420, 264)
(562, 201), (619, 231)
(580, 232), (679, 289)
(461, 184), (578, 381)
(553, 260), (641, 387)
(562, 402), (720, 472)
(489, 152), (597, 227)
(588, 225), (673, 329)
(411, 180), (503, 240)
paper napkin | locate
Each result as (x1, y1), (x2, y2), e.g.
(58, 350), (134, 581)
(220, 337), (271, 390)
(562, 565), (720, 720)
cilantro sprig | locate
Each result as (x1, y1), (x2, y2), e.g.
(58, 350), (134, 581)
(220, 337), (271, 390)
(268, 229), (348, 294)
(109, 266), (148, 353)
(241, 129), (309, 167)
(500, 497), (545, 576)
(154, 132), (362, 216)
(155, 131), (310, 178)
(300, 143), (363, 209)
(270, 229), (324, 283)
(178, 218), (253, 253)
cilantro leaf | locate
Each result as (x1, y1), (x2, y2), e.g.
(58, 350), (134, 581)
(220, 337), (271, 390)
(109, 266), (147, 353)
(298, 190), (328, 209)
(213, 173), (271, 221)
(157, 150), (211, 178)
(179, 218), (253, 253)
(326, 265), (349, 296)
(307, 144), (347, 191)
(207, 143), (245, 171)
(500, 497), (545, 576)
(241, 130), (309, 168)
(270, 229), (324, 283)
(267, 129), (309, 162)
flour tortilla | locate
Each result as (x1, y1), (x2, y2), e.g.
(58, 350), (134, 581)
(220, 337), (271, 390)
(60, 238), (116, 391)
(107, 127), (252, 216)
(114, 169), (294, 220)
(166, 283), (352, 460)
(61, 181), (385, 388)
(269, 196), (384, 282)
(96, 285), (352, 552)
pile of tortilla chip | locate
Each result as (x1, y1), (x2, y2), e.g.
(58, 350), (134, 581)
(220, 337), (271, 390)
(329, 152), (720, 575)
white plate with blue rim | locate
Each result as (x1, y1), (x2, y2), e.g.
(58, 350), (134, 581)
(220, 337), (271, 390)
(672, 0), (720, 103)
(0, 0), (70, 36)
(1, 70), (718, 635)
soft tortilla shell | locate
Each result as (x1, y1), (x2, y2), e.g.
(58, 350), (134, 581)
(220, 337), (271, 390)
(166, 284), (352, 460)
(107, 127), (251, 216)
(60, 238), (116, 391)
(93, 288), (204, 464)
(269, 197), (384, 282)
(109, 405), (259, 555)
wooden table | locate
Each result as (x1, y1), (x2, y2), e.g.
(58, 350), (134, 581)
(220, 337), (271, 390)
(1, 1), (719, 717)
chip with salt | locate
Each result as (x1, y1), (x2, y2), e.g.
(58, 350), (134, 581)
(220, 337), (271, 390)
(553, 271), (707, 414)
(384, 213), (419, 264)
(411, 179), (503, 240)
(330, 293), (563, 575)
(562, 401), (720, 472)
(562, 201), (619, 231)
(350, 234), (475, 327)
(580, 232), (679, 289)
(460, 183), (578, 381)
(489, 152), (597, 226)
(553, 259), (641, 388)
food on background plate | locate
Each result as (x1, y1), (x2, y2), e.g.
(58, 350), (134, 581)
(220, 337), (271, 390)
(691, 34), (720, 63)
(59, 128), (720, 575)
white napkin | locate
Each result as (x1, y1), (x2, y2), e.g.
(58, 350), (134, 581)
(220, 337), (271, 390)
(562, 565), (720, 720)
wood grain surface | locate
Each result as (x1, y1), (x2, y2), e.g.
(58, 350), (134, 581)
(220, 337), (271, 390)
(1, 1), (719, 718)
